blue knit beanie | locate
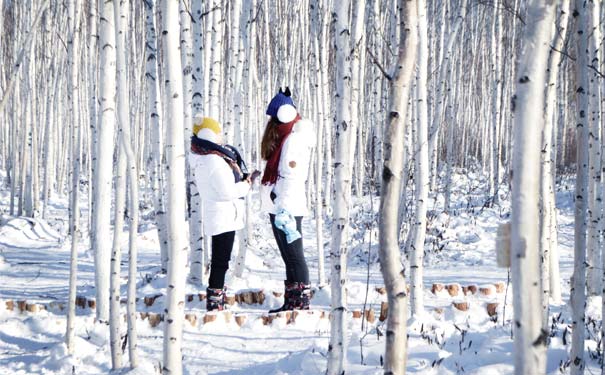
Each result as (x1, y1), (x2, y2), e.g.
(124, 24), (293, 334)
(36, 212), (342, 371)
(266, 87), (296, 118)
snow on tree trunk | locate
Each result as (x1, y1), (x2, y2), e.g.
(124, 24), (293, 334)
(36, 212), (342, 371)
(92, 0), (117, 323)
(509, 1), (555, 373)
(571, 0), (590, 372)
(161, 0), (188, 373)
(65, 0), (81, 354)
(378, 0), (417, 373)
(326, 1), (353, 373)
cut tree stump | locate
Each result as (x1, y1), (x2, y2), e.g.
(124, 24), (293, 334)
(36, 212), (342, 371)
(463, 285), (478, 295)
(431, 283), (445, 294)
(446, 284), (460, 297)
(453, 302), (469, 311)
(203, 311), (232, 324)
(144, 294), (162, 307)
(352, 310), (362, 319)
(198, 292), (206, 301)
(186, 294), (195, 303)
(148, 313), (163, 327)
(487, 303), (499, 317)
(235, 315), (246, 327)
(479, 286), (495, 296)
(185, 313), (197, 327)
(18, 300), (27, 312)
(75, 296), (87, 309)
(494, 282), (506, 294)
(87, 299), (96, 309)
(26, 303), (44, 313)
(262, 315), (274, 325)
(379, 301), (388, 322)
(5, 300), (14, 311)
(225, 295), (236, 306)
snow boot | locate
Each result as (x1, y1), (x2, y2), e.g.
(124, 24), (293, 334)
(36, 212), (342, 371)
(206, 287), (225, 311)
(269, 281), (311, 313)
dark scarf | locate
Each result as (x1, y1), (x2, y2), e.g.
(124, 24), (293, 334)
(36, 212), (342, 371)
(261, 114), (301, 185)
(191, 136), (248, 182)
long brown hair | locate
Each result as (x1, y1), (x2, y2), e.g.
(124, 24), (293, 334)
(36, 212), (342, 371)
(261, 118), (280, 160)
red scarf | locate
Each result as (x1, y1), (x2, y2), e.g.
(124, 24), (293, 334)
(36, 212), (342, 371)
(262, 115), (301, 185)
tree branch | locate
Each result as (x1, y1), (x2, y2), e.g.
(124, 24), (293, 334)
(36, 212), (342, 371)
(366, 47), (392, 81)
(550, 46), (605, 78)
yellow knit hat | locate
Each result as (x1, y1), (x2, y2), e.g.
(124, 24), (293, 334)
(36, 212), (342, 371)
(193, 116), (221, 136)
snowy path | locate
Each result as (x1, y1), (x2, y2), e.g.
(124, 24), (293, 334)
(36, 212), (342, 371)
(0, 178), (596, 374)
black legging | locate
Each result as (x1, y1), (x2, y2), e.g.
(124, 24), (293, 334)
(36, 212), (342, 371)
(208, 231), (236, 289)
(269, 214), (310, 284)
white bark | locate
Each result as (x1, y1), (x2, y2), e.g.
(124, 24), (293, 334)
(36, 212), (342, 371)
(144, 0), (169, 273)
(114, 0), (139, 367)
(510, 1), (555, 373)
(571, 0), (589, 372)
(109, 144), (126, 370)
(327, 1), (352, 373)
(542, 0), (569, 308)
(586, 0), (602, 297)
(161, 0), (188, 373)
(65, 0), (82, 355)
(311, 0), (326, 286)
(378, 0), (417, 373)
(92, 0), (117, 323)
(208, 0), (222, 119)
(409, 0), (429, 317)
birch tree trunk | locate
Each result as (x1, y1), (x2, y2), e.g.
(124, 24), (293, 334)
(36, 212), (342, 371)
(327, 1), (353, 373)
(571, 0), (589, 372)
(409, 0), (429, 317)
(585, 0), (601, 297)
(161, 0), (188, 373)
(144, 0), (169, 273)
(180, 0), (205, 286)
(542, 0), (570, 312)
(509, 1), (555, 373)
(92, 0), (117, 323)
(378, 0), (417, 373)
(114, 0), (139, 367)
(65, 0), (82, 355)
(109, 143), (126, 370)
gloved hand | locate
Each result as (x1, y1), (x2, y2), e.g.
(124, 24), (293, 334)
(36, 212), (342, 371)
(274, 208), (301, 244)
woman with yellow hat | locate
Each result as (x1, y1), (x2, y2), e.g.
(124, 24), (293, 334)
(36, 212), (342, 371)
(189, 115), (259, 311)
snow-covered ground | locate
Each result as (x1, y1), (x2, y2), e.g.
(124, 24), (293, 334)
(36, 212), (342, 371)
(0, 171), (598, 374)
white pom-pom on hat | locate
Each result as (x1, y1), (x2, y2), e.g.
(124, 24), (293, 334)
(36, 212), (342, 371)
(197, 128), (219, 143)
(276, 104), (297, 123)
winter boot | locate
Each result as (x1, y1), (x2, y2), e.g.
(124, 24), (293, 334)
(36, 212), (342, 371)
(206, 287), (225, 311)
(268, 281), (311, 313)
(288, 282), (311, 310)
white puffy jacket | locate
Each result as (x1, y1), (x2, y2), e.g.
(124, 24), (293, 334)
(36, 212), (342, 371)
(189, 153), (250, 236)
(260, 118), (315, 216)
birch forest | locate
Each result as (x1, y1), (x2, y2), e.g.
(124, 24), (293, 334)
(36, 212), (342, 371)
(0, 0), (604, 374)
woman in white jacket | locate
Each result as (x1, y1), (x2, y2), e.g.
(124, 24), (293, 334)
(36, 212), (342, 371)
(260, 88), (315, 312)
(189, 116), (258, 311)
